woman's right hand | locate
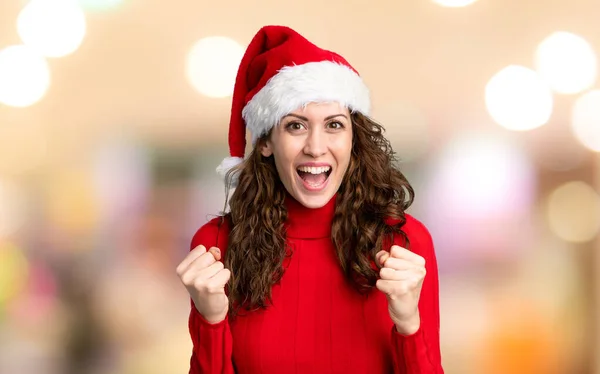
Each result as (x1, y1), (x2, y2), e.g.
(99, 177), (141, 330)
(176, 244), (231, 324)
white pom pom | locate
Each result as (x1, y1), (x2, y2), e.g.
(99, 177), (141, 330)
(216, 156), (244, 186)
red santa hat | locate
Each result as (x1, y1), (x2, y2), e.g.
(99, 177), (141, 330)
(216, 25), (371, 184)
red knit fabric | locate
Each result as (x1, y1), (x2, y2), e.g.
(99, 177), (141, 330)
(187, 195), (444, 373)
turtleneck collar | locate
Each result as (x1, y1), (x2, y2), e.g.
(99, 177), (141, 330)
(284, 193), (336, 239)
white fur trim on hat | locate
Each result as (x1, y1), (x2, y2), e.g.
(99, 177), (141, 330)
(216, 156), (244, 186)
(242, 61), (370, 144)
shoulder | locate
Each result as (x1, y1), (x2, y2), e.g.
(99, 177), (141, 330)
(402, 214), (434, 248)
(190, 215), (231, 252)
(387, 213), (435, 257)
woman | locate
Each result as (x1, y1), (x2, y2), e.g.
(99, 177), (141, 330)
(176, 25), (444, 373)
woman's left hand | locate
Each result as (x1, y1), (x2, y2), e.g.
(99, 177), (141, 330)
(375, 245), (426, 336)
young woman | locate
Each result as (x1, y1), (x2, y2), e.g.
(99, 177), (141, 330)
(176, 25), (444, 374)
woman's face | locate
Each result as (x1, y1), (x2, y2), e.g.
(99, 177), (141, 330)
(261, 102), (353, 209)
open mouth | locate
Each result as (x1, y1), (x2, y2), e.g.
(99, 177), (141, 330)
(296, 165), (332, 189)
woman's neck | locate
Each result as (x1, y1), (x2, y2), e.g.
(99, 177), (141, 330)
(283, 193), (337, 239)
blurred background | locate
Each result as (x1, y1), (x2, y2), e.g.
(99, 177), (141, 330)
(0, 0), (599, 373)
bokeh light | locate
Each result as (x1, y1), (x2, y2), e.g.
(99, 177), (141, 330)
(547, 181), (600, 243)
(0, 45), (50, 107)
(17, 0), (87, 58)
(0, 243), (29, 307)
(480, 293), (566, 374)
(186, 36), (244, 98)
(535, 32), (597, 95)
(424, 132), (536, 266)
(433, 0), (478, 7)
(7, 261), (59, 324)
(485, 65), (553, 131)
(571, 89), (600, 152)
(432, 132), (535, 216)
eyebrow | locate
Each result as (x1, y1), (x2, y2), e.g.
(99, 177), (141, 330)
(282, 113), (348, 121)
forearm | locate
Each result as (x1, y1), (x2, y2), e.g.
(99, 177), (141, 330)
(189, 308), (235, 374)
(391, 325), (443, 374)
(394, 312), (421, 336)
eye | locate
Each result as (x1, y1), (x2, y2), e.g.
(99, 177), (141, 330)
(285, 121), (305, 131)
(327, 121), (345, 129)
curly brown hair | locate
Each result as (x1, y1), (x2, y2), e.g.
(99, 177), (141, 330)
(221, 112), (414, 314)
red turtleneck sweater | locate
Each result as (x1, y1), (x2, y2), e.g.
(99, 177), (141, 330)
(187, 195), (443, 373)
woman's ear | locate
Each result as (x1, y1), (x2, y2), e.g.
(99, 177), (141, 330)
(260, 139), (273, 157)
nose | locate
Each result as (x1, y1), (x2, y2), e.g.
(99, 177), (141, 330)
(303, 128), (327, 157)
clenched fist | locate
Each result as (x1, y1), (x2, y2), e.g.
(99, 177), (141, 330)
(375, 245), (426, 335)
(176, 245), (231, 324)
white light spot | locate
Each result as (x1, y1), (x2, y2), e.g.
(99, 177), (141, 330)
(0, 45), (50, 107)
(535, 32), (597, 95)
(186, 36), (244, 98)
(571, 90), (600, 152)
(17, 0), (87, 58)
(485, 65), (553, 131)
